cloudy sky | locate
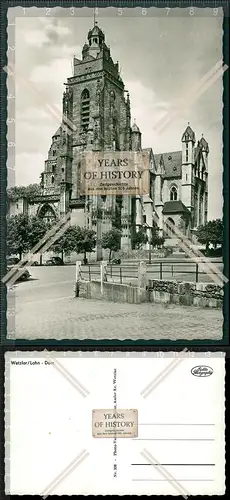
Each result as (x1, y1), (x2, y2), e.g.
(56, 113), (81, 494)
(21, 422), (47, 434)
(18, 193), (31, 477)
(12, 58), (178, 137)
(11, 6), (224, 219)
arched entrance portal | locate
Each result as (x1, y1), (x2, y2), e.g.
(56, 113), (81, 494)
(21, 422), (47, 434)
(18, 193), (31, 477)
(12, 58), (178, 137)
(37, 204), (57, 224)
(165, 217), (175, 237)
(37, 204), (57, 265)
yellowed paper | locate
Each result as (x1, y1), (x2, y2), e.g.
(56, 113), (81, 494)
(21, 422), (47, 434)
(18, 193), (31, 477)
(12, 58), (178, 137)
(80, 151), (149, 196)
(92, 409), (138, 438)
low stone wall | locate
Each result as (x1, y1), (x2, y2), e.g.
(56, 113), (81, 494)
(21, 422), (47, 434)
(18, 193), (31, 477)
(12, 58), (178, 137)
(147, 279), (223, 308)
(76, 278), (223, 308)
(118, 248), (169, 260)
(77, 280), (147, 304)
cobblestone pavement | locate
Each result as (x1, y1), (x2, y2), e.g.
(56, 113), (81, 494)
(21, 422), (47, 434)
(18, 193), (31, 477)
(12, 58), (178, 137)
(7, 267), (223, 341)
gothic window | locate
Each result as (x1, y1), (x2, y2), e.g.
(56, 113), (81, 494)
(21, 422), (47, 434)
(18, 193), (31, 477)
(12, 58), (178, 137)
(52, 164), (56, 173)
(186, 143), (188, 162)
(53, 150), (56, 156)
(143, 215), (147, 224)
(81, 89), (90, 131)
(51, 176), (54, 184)
(194, 193), (198, 227)
(170, 185), (178, 201)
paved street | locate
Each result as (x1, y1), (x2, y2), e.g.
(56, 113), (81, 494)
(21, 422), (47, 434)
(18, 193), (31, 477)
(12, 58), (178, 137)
(7, 265), (223, 341)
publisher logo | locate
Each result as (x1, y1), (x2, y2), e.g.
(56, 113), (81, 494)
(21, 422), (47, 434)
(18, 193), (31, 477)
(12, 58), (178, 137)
(191, 365), (213, 377)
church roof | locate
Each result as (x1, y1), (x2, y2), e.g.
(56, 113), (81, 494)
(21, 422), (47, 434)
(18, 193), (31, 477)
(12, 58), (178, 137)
(154, 151), (182, 178)
(87, 24), (105, 41)
(131, 121), (140, 133)
(162, 200), (190, 215)
(199, 136), (209, 153)
(181, 123), (196, 142)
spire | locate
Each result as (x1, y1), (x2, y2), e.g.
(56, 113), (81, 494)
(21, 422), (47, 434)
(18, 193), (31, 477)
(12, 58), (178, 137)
(132, 119), (140, 133)
(199, 135), (209, 153)
(181, 122), (195, 143)
(87, 23), (105, 45)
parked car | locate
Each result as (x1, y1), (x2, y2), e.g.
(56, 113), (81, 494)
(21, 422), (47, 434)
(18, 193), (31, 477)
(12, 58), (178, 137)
(13, 268), (31, 282)
(45, 256), (64, 266)
(30, 260), (39, 266)
(7, 257), (31, 282)
(110, 258), (121, 265)
(7, 257), (20, 266)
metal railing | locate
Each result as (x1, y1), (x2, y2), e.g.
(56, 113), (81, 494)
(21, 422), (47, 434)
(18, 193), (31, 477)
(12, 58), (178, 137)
(80, 260), (223, 284)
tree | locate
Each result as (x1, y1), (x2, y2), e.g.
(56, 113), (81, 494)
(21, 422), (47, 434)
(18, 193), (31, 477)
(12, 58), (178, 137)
(51, 226), (79, 261)
(133, 228), (148, 249)
(196, 219), (223, 251)
(7, 214), (29, 259)
(156, 236), (165, 249)
(101, 228), (122, 262)
(7, 183), (41, 202)
(7, 214), (49, 260)
(52, 226), (96, 264)
(75, 227), (97, 264)
(150, 220), (164, 249)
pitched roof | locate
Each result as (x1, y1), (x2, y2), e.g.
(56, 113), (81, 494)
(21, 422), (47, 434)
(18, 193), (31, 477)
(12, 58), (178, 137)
(199, 136), (209, 153)
(162, 200), (190, 215)
(142, 147), (153, 158)
(181, 124), (196, 142)
(132, 122), (140, 133)
(154, 151), (182, 178)
(87, 24), (105, 41)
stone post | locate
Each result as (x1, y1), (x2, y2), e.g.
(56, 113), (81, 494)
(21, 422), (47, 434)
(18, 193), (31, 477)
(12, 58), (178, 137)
(100, 261), (107, 295)
(137, 261), (147, 303)
(75, 260), (82, 297)
(138, 261), (147, 289)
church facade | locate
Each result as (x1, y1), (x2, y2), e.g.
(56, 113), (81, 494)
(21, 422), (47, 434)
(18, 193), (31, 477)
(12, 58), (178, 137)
(11, 23), (209, 256)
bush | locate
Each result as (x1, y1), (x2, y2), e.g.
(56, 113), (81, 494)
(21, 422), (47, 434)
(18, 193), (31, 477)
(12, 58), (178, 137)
(165, 247), (173, 257)
(207, 247), (222, 257)
(198, 247), (222, 257)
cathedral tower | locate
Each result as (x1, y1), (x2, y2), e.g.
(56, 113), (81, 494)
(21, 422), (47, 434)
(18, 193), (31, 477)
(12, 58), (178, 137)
(68, 22), (133, 252)
(181, 123), (195, 213)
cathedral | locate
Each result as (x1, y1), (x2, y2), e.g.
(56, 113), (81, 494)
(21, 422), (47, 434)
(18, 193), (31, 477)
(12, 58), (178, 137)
(12, 22), (209, 257)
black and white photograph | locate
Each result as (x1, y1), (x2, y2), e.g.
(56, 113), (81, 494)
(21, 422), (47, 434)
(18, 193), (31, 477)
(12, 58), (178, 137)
(5, 5), (226, 341)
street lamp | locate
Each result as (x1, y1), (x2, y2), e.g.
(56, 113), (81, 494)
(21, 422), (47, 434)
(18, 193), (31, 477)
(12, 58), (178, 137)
(143, 223), (152, 264)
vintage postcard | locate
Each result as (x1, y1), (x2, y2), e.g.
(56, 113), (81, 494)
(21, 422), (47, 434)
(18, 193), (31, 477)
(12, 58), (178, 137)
(5, 351), (225, 495)
(3, 5), (228, 341)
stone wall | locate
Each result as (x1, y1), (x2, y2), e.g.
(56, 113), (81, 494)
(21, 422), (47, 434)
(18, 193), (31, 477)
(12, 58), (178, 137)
(76, 278), (223, 308)
(78, 279), (147, 304)
(147, 279), (223, 308)
(118, 248), (170, 260)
